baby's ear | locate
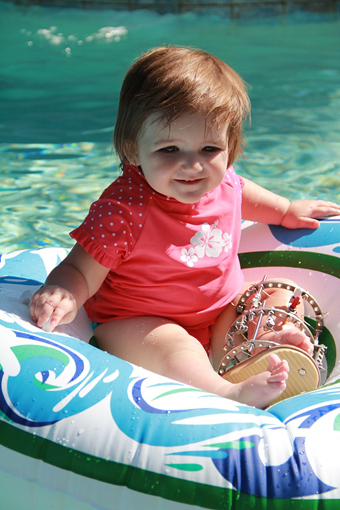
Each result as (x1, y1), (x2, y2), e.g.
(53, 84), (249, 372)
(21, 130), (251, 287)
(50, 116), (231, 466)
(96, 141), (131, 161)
(124, 142), (140, 166)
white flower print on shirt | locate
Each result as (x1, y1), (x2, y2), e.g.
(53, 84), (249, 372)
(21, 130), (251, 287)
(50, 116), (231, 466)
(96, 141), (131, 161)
(190, 222), (225, 258)
(222, 232), (232, 252)
(181, 222), (232, 267)
(180, 248), (198, 267)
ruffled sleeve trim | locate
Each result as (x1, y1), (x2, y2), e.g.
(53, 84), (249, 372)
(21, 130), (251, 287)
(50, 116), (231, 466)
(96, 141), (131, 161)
(70, 227), (121, 269)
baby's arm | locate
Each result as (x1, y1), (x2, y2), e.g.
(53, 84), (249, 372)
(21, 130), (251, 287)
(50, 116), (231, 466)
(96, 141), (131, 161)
(241, 177), (340, 229)
(30, 243), (109, 331)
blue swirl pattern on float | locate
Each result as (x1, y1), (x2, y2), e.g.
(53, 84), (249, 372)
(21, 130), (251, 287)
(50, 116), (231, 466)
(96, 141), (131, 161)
(0, 325), (338, 499)
(1, 245), (340, 502)
(0, 329), (121, 427)
(0, 328), (266, 443)
(269, 218), (340, 251)
(211, 433), (334, 498)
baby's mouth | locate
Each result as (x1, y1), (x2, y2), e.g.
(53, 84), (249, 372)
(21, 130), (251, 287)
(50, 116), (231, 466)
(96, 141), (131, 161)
(176, 178), (204, 184)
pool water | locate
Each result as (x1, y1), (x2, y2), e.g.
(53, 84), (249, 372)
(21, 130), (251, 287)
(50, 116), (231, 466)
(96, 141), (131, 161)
(1, 2), (340, 252)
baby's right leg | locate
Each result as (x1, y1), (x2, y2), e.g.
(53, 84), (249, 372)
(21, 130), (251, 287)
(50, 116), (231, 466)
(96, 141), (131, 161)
(94, 316), (289, 408)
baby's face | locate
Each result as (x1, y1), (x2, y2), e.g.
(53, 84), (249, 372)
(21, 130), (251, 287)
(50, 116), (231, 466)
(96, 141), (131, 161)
(131, 112), (229, 203)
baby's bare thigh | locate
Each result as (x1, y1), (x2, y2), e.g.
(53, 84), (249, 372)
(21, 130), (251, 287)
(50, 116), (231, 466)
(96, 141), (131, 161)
(209, 292), (243, 370)
(94, 316), (200, 368)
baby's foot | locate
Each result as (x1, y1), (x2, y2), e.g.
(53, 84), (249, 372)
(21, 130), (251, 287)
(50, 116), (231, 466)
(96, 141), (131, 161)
(264, 325), (313, 356)
(227, 353), (289, 408)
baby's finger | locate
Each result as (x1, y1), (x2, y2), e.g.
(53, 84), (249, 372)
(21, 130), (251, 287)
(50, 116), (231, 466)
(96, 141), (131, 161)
(298, 338), (314, 356)
(279, 326), (314, 355)
(312, 202), (340, 218)
(30, 289), (64, 328)
(34, 300), (57, 329)
(292, 336), (313, 356)
(30, 291), (52, 324)
(42, 316), (54, 332)
(43, 298), (76, 331)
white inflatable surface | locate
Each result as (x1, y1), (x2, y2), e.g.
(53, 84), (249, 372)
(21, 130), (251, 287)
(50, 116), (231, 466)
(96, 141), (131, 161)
(1, 219), (340, 509)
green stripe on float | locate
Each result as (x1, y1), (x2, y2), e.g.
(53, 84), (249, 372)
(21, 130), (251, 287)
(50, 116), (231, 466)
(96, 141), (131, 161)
(305, 319), (336, 377)
(152, 387), (206, 400)
(165, 463), (204, 471)
(0, 418), (340, 510)
(0, 417), (250, 509)
(239, 250), (340, 278)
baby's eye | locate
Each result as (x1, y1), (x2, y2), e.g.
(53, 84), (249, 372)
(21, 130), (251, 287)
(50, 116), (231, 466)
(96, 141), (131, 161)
(203, 146), (221, 152)
(159, 146), (178, 153)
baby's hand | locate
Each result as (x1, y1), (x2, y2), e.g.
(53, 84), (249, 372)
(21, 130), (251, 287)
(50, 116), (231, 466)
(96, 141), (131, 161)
(274, 325), (314, 356)
(30, 285), (78, 332)
(281, 200), (340, 229)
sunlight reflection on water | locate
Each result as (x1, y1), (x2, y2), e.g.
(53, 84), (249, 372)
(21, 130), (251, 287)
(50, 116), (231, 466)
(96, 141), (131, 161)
(1, 3), (339, 252)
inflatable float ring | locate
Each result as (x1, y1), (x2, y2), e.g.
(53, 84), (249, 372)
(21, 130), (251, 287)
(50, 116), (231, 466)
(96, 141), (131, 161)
(1, 218), (340, 510)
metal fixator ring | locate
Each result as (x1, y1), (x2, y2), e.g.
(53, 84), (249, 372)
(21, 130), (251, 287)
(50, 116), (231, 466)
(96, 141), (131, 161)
(220, 276), (327, 374)
(218, 340), (280, 376)
(235, 279), (324, 341)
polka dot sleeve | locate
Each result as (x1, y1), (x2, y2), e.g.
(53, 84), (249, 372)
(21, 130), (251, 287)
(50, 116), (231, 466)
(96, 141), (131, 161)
(70, 170), (152, 269)
(225, 166), (244, 198)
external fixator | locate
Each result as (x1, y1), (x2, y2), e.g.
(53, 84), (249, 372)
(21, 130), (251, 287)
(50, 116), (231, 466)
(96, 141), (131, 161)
(218, 276), (327, 378)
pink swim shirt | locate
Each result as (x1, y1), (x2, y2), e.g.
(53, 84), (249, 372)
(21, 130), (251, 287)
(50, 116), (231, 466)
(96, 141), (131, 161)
(70, 163), (244, 348)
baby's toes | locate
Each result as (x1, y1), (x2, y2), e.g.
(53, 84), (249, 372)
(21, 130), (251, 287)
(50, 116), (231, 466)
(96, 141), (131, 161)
(267, 358), (289, 384)
(266, 352), (281, 372)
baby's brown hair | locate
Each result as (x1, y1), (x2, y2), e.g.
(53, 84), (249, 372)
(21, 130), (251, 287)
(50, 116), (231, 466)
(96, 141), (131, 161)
(114, 46), (250, 166)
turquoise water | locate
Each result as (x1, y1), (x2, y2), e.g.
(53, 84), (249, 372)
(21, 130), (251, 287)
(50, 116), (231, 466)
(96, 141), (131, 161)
(1, 2), (340, 252)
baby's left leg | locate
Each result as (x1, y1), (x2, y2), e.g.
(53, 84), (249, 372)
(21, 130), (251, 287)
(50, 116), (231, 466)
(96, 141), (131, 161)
(210, 278), (314, 372)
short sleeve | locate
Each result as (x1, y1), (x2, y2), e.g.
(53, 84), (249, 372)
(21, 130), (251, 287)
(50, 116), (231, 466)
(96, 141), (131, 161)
(70, 170), (152, 269)
(70, 197), (132, 269)
(224, 166), (244, 198)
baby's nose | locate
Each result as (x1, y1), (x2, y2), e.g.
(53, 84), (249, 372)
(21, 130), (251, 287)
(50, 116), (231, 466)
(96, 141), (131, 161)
(181, 156), (203, 172)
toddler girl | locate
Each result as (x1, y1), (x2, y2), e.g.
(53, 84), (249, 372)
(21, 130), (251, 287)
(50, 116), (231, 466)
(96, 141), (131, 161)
(30, 46), (340, 408)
